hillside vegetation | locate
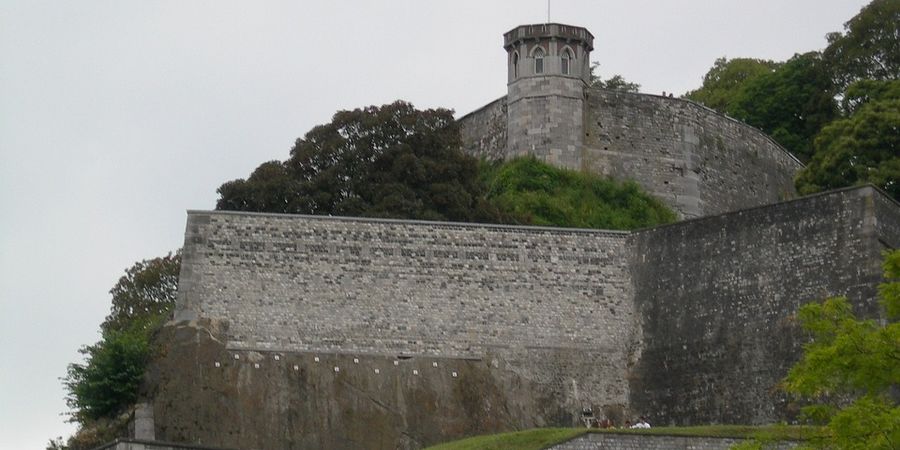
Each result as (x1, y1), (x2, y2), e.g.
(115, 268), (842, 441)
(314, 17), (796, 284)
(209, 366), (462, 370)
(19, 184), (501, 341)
(216, 101), (676, 231)
(484, 157), (675, 229)
(686, 0), (898, 199)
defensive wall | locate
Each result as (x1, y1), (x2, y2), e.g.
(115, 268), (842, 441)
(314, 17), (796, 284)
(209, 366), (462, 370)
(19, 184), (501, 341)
(155, 185), (899, 449)
(629, 185), (896, 425)
(458, 88), (802, 219)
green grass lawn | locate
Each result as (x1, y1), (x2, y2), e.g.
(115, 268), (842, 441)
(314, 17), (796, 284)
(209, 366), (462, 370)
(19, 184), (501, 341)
(424, 428), (587, 450)
(424, 425), (823, 450)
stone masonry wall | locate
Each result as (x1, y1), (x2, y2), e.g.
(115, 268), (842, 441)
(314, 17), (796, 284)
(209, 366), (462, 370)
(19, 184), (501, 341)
(628, 186), (893, 426)
(175, 211), (637, 415)
(507, 76), (585, 170)
(458, 96), (507, 161)
(584, 89), (802, 218)
(166, 187), (898, 449)
(874, 188), (900, 249)
(458, 88), (801, 220)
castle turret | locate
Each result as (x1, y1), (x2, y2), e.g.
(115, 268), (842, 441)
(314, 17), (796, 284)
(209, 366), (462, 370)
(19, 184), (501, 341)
(504, 23), (593, 169)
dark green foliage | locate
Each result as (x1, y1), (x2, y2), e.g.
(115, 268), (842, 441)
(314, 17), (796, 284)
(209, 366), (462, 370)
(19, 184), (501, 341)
(795, 80), (899, 200)
(589, 62), (641, 92)
(60, 253), (181, 448)
(102, 252), (180, 335)
(727, 52), (839, 162)
(486, 158), (676, 230)
(684, 57), (780, 113)
(781, 250), (900, 449)
(217, 101), (502, 223)
(217, 102), (674, 230)
(64, 326), (152, 423)
(823, 0), (900, 91)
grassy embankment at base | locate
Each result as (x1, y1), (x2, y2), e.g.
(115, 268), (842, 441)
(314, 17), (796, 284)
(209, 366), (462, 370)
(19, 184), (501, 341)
(424, 425), (823, 450)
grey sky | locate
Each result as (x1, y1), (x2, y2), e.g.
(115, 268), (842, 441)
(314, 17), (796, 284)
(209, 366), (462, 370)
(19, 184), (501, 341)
(0, 1), (870, 448)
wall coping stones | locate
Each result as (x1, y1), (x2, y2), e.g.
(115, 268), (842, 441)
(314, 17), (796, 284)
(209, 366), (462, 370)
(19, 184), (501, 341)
(185, 209), (631, 237)
(456, 95), (506, 121)
(584, 86), (804, 168)
(189, 184), (896, 240)
(630, 184), (894, 235)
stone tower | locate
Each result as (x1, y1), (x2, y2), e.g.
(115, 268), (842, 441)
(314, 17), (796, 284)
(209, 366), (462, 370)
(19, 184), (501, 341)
(504, 23), (593, 169)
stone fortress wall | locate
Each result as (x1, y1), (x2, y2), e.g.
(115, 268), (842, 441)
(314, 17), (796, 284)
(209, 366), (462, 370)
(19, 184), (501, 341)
(175, 211), (638, 413)
(459, 88), (802, 219)
(628, 186), (896, 426)
(154, 21), (898, 450)
(167, 186), (897, 450)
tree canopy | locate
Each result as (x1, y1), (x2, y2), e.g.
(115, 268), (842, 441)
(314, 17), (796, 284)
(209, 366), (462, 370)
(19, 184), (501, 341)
(102, 252), (180, 335)
(727, 52), (839, 162)
(57, 253), (181, 450)
(684, 57), (780, 113)
(823, 0), (900, 91)
(217, 101), (675, 230)
(782, 250), (900, 449)
(217, 101), (502, 223)
(795, 79), (900, 200)
(589, 62), (641, 92)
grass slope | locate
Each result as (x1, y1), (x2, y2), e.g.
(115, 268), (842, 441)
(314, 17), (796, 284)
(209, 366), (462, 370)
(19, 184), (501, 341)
(484, 157), (677, 230)
(425, 425), (823, 450)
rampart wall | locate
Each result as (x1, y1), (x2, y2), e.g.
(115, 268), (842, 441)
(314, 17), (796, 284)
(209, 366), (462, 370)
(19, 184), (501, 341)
(176, 212), (634, 360)
(584, 89), (801, 218)
(174, 211), (638, 422)
(165, 186), (898, 449)
(458, 96), (507, 161)
(457, 90), (802, 219)
(628, 186), (893, 426)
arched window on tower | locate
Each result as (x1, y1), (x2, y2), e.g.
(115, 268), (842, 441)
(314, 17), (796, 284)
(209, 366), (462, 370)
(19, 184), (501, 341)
(512, 52), (519, 78)
(561, 48), (573, 75)
(533, 47), (544, 74)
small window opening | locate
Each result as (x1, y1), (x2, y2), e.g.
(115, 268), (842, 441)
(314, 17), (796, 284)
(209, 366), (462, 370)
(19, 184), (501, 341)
(561, 48), (573, 75)
(534, 47), (544, 74)
(512, 52), (519, 78)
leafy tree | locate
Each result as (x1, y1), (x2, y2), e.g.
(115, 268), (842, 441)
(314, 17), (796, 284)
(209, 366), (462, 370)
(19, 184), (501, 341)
(485, 157), (676, 230)
(64, 327), (152, 423)
(841, 78), (900, 113)
(684, 57), (780, 113)
(795, 79), (899, 200)
(589, 62), (641, 92)
(102, 252), (180, 334)
(57, 253), (181, 449)
(781, 250), (900, 449)
(727, 52), (839, 161)
(217, 101), (502, 223)
(823, 0), (900, 92)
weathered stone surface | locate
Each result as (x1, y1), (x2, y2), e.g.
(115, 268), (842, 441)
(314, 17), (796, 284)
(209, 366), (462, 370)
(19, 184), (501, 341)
(457, 96), (507, 161)
(158, 186), (898, 449)
(147, 321), (591, 450)
(585, 89), (800, 218)
(459, 88), (802, 219)
(628, 186), (894, 426)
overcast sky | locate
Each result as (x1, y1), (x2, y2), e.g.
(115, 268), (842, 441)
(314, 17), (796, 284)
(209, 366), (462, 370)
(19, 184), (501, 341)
(0, 1), (871, 448)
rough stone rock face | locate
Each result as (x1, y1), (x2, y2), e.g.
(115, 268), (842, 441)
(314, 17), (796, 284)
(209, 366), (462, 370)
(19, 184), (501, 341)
(146, 320), (584, 450)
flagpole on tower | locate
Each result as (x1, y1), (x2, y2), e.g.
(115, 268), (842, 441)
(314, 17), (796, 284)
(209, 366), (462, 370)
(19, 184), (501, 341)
(547, 0), (551, 23)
